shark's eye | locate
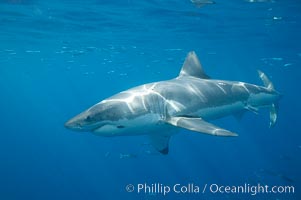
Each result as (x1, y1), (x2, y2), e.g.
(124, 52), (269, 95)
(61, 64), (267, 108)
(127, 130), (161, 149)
(86, 116), (91, 121)
(117, 125), (125, 129)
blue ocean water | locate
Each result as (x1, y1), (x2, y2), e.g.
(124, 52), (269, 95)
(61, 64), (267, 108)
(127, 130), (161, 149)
(0, 0), (300, 199)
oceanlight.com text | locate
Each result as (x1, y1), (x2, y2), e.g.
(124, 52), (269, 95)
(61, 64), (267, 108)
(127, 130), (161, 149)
(208, 183), (295, 196)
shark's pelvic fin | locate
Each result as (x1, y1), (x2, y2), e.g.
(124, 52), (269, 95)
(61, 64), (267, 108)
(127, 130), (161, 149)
(257, 70), (279, 127)
(166, 117), (238, 137)
(149, 134), (170, 155)
(178, 51), (210, 79)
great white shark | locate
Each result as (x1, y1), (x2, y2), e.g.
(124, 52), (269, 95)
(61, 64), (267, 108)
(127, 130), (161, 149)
(65, 51), (281, 154)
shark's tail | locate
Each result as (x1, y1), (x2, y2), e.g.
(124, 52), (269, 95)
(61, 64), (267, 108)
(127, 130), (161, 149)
(257, 70), (279, 127)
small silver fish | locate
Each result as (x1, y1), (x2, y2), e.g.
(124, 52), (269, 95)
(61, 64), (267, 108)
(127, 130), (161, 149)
(191, 0), (216, 8)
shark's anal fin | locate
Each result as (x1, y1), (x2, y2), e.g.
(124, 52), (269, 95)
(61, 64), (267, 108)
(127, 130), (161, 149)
(166, 117), (238, 137)
(149, 134), (171, 155)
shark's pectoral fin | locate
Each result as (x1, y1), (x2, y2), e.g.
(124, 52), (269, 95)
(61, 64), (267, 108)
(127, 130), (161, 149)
(166, 117), (238, 137)
(149, 134), (171, 155)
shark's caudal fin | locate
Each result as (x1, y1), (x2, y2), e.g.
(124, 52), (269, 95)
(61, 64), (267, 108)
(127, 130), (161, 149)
(178, 51), (210, 79)
(257, 70), (278, 127)
(258, 70), (274, 90)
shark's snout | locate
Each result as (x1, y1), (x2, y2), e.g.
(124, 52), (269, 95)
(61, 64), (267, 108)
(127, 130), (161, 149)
(64, 118), (83, 131)
(65, 110), (105, 132)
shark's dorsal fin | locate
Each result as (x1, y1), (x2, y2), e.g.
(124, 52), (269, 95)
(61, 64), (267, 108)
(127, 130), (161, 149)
(178, 51), (210, 79)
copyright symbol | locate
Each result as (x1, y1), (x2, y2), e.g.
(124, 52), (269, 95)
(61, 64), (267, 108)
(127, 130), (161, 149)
(126, 184), (135, 192)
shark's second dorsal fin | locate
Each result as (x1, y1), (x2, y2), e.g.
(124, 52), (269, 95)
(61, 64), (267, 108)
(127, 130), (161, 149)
(178, 51), (210, 79)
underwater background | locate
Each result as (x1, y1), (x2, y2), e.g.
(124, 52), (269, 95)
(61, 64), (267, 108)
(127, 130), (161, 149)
(0, 0), (300, 199)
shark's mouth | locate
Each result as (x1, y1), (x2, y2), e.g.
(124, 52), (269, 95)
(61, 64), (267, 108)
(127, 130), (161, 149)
(90, 124), (106, 132)
(90, 119), (127, 132)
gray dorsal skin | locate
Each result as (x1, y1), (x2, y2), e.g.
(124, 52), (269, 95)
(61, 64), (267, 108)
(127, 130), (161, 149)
(65, 51), (282, 154)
